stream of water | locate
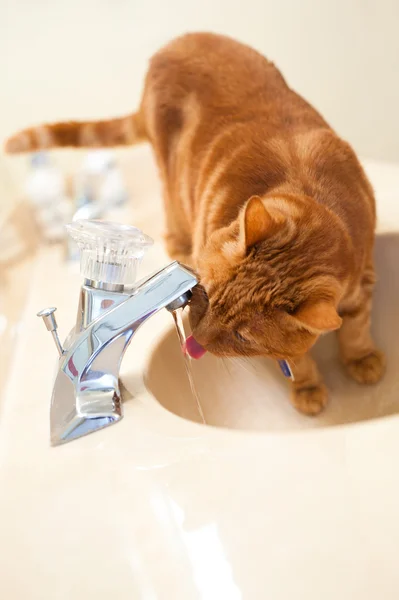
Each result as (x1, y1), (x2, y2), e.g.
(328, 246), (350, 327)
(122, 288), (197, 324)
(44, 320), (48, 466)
(171, 308), (206, 424)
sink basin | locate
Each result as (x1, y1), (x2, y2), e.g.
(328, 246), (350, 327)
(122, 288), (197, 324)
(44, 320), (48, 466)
(145, 233), (399, 432)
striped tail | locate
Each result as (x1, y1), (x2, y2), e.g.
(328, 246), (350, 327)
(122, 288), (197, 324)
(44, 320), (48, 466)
(4, 112), (147, 154)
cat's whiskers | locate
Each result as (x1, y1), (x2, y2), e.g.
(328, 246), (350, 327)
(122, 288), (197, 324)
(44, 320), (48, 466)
(221, 357), (232, 378)
(235, 356), (255, 376)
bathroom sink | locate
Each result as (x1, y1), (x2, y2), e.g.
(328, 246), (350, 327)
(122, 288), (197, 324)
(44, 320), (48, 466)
(2, 151), (399, 600)
(145, 233), (399, 432)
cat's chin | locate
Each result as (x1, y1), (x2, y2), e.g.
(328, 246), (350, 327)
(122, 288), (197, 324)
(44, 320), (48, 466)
(185, 336), (239, 359)
(186, 341), (285, 361)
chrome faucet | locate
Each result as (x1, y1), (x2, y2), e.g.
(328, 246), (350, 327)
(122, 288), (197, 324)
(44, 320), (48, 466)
(37, 220), (198, 446)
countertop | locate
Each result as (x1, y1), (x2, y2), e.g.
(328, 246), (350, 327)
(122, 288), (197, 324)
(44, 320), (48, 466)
(1, 148), (399, 599)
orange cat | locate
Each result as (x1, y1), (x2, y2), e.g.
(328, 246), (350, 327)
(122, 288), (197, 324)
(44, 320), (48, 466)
(5, 32), (385, 415)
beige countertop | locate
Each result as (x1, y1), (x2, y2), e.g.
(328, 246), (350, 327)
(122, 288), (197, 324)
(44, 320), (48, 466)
(1, 148), (399, 599)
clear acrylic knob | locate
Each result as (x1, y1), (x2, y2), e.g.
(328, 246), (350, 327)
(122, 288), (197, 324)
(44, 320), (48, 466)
(66, 219), (153, 287)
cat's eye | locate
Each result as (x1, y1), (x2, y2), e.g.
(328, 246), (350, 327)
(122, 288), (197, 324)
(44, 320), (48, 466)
(234, 330), (247, 343)
(284, 303), (298, 316)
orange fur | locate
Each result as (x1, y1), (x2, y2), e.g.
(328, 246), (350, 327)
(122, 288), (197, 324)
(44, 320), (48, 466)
(5, 114), (146, 152)
(5, 33), (385, 414)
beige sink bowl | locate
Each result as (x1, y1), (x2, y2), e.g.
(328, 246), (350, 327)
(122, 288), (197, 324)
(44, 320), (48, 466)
(145, 233), (399, 431)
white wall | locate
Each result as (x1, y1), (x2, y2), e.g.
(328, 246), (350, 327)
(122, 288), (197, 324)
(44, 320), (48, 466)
(1, 0), (398, 218)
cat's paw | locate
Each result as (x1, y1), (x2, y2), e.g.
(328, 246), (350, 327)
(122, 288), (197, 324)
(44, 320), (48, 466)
(345, 349), (386, 385)
(291, 384), (328, 416)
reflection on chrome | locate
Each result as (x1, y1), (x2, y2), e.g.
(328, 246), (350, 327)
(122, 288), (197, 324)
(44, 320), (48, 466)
(37, 219), (198, 445)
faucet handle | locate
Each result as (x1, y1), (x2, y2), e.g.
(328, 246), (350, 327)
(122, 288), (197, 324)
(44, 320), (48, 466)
(37, 307), (64, 356)
(66, 219), (153, 287)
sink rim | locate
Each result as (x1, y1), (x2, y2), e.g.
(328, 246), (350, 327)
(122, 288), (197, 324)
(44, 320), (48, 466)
(139, 231), (399, 439)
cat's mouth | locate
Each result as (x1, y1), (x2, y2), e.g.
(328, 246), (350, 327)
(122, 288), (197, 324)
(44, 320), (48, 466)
(185, 335), (207, 359)
(185, 334), (294, 362)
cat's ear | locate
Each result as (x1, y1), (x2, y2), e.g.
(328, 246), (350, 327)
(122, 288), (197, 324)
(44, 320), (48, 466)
(242, 195), (284, 248)
(292, 299), (342, 334)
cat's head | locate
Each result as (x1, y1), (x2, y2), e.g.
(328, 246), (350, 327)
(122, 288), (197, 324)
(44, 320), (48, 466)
(189, 194), (347, 360)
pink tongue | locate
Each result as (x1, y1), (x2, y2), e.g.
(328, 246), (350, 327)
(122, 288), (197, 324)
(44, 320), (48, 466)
(185, 335), (207, 359)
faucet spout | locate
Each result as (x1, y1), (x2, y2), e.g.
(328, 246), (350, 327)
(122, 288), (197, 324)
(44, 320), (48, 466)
(49, 261), (198, 445)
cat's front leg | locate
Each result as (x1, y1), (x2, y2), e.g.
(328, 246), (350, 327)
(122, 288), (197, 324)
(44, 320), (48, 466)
(338, 287), (385, 385)
(289, 353), (328, 416)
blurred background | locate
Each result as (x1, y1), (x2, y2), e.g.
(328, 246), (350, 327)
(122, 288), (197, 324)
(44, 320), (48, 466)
(0, 0), (398, 397)
(1, 0), (399, 223)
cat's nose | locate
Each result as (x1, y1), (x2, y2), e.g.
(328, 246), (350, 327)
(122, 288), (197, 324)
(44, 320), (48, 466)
(190, 284), (209, 319)
(188, 287), (211, 338)
(193, 284), (209, 304)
